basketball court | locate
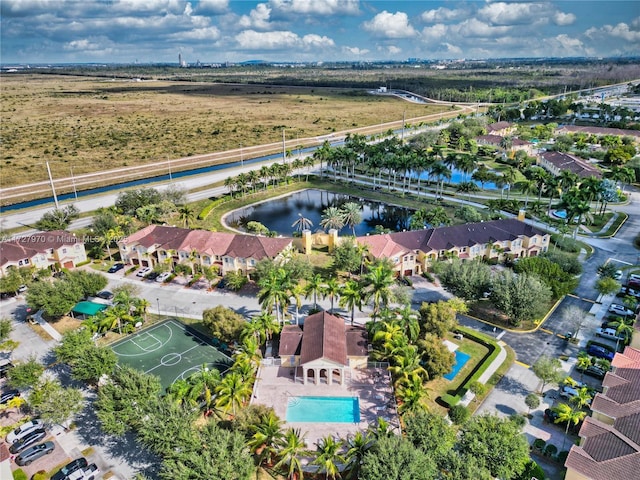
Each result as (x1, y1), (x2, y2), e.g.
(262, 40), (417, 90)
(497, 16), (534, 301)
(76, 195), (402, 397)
(110, 319), (232, 391)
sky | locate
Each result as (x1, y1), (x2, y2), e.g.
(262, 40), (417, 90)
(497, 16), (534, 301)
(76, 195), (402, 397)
(1, 0), (639, 64)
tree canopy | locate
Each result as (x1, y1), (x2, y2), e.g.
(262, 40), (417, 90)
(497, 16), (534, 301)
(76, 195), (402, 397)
(202, 305), (246, 345)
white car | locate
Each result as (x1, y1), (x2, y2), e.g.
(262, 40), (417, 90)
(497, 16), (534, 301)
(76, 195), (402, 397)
(6, 419), (44, 444)
(609, 304), (634, 316)
(613, 270), (623, 280)
(155, 271), (172, 283)
(135, 267), (152, 277)
(595, 328), (625, 341)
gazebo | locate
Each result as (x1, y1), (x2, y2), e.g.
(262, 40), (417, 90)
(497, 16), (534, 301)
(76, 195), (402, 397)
(70, 301), (107, 319)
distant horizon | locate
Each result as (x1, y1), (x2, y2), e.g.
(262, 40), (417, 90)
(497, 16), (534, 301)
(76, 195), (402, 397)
(2, 1), (638, 64)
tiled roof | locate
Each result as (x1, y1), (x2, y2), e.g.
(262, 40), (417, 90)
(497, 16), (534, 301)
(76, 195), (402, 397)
(539, 151), (602, 178)
(476, 134), (502, 145)
(121, 225), (291, 260)
(1, 230), (79, 265)
(279, 325), (303, 356)
(566, 347), (640, 479)
(346, 326), (368, 357)
(299, 311), (348, 366)
(487, 121), (512, 132)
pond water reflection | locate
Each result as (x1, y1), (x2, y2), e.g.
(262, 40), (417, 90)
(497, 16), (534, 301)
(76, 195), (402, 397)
(226, 189), (415, 236)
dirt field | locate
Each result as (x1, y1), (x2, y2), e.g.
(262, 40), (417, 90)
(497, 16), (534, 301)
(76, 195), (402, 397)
(0, 74), (448, 189)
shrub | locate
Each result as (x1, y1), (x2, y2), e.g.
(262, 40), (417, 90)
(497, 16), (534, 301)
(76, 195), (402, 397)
(422, 272), (434, 282)
(533, 438), (546, 450)
(31, 472), (48, 480)
(448, 404), (470, 425)
(516, 460), (546, 480)
(544, 443), (558, 457)
(439, 393), (459, 408)
(198, 197), (228, 220)
(13, 470), (27, 480)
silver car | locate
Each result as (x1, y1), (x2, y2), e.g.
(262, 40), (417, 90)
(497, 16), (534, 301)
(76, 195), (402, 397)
(15, 441), (55, 466)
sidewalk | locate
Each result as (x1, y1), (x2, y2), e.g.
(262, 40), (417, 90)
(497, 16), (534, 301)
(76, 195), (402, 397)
(459, 340), (507, 406)
(33, 308), (62, 341)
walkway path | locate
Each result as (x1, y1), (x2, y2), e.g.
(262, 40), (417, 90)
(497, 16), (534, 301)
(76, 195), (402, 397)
(33, 308), (62, 341)
(459, 340), (507, 407)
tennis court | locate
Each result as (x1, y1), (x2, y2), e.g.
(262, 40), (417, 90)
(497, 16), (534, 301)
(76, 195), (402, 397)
(111, 319), (232, 391)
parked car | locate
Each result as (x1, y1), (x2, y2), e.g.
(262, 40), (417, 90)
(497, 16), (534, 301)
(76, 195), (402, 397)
(0, 358), (14, 378)
(136, 267), (152, 277)
(6, 419), (45, 444)
(17, 284), (28, 293)
(609, 304), (634, 316)
(0, 389), (20, 405)
(544, 408), (582, 433)
(146, 271), (160, 281)
(595, 327), (626, 341)
(156, 271), (172, 283)
(96, 290), (114, 300)
(578, 365), (607, 380)
(618, 286), (640, 299)
(559, 385), (580, 400)
(613, 270), (623, 280)
(587, 345), (615, 361)
(66, 463), (101, 480)
(15, 441), (55, 466)
(51, 457), (89, 480)
(9, 428), (47, 454)
(108, 263), (125, 273)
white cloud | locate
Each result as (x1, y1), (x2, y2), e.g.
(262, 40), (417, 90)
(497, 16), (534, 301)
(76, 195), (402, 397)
(195, 0), (228, 14)
(478, 2), (539, 26)
(64, 38), (102, 51)
(235, 29), (334, 50)
(585, 20), (640, 43)
(421, 24), (448, 42)
(343, 46), (369, 55)
(553, 12), (576, 26)
(170, 26), (220, 40)
(421, 7), (466, 23)
(381, 45), (402, 55)
(239, 3), (272, 29)
(363, 11), (417, 39)
(301, 33), (334, 48)
(441, 42), (463, 56)
(270, 0), (359, 16)
(451, 18), (512, 38)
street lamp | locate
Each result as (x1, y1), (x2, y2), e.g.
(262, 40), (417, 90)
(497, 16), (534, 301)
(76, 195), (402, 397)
(156, 298), (160, 316)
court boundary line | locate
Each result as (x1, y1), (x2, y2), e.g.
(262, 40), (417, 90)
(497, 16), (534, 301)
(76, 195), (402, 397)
(111, 321), (175, 357)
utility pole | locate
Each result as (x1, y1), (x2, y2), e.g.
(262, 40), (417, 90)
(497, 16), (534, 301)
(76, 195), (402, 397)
(401, 110), (406, 144)
(282, 128), (286, 163)
(70, 166), (78, 200)
(46, 161), (59, 209)
(167, 156), (172, 182)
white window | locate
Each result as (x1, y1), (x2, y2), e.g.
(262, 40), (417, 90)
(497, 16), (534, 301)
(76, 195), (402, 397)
(392, 257), (399, 263)
(62, 248), (67, 254)
(249, 259), (255, 266)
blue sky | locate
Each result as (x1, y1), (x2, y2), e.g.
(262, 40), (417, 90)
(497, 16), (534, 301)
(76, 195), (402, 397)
(1, 1), (638, 64)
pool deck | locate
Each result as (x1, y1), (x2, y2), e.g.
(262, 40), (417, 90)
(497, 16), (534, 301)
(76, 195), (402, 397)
(251, 365), (400, 447)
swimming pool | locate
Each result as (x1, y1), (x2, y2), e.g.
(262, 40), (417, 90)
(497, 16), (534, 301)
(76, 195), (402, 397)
(286, 396), (360, 423)
(444, 350), (471, 381)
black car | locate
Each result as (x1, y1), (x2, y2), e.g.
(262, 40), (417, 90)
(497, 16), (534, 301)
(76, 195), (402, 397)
(96, 290), (114, 300)
(544, 409), (582, 433)
(9, 428), (47, 454)
(146, 271), (160, 281)
(0, 359), (14, 378)
(51, 457), (89, 480)
(0, 389), (20, 405)
(107, 263), (125, 273)
(578, 365), (607, 380)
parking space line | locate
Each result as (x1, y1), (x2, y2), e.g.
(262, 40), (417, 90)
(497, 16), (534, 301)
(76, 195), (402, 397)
(515, 360), (530, 368)
(539, 327), (554, 335)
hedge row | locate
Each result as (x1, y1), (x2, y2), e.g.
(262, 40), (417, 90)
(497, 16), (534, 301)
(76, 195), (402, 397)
(198, 197), (230, 220)
(439, 326), (502, 408)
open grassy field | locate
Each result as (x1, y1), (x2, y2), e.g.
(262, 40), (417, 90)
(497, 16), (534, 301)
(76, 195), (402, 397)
(0, 74), (449, 189)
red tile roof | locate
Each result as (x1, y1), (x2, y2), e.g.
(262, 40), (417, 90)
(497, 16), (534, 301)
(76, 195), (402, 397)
(557, 125), (640, 138)
(566, 347), (640, 479)
(299, 311), (348, 366)
(1, 230), (80, 265)
(279, 325), (303, 356)
(539, 151), (602, 178)
(487, 121), (512, 132)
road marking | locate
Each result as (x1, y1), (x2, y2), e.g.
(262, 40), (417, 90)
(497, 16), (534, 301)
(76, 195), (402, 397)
(515, 360), (530, 368)
(540, 328), (554, 335)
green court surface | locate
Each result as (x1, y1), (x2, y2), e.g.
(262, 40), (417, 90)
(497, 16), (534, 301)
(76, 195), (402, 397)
(111, 319), (232, 391)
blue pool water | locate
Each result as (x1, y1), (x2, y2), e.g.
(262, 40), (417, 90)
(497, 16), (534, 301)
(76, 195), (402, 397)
(444, 350), (471, 381)
(286, 396), (360, 423)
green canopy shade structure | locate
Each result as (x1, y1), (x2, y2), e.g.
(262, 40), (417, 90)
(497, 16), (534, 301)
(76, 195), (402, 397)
(71, 301), (107, 317)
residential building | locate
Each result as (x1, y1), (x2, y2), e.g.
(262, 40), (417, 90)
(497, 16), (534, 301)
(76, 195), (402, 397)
(356, 218), (549, 276)
(0, 230), (87, 276)
(278, 310), (368, 385)
(537, 151), (603, 179)
(118, 225), (293, 276)
(476, 134), (537, 156)
(564, 346), (640, 480)
(555, 125), (640, 143)
(486, 121), (515, 136)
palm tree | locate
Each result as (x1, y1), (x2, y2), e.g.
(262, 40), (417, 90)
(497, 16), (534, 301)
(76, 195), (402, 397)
(516, 178), (537, 209)
(615, 322), (634, 350)
(313, 436), (345, 480)
(339, 280), (363, 325)
(363, 259), (396, 319)
(320, 206), (345, 232)
(321, 277), (341, 313)
(292, 213), (313, 234)
(396, 374), (429, 414)
(429, 162), (451, 199)
(214, 372), (252, 417)
(252, 311), (281, 343)
(289, 282), (306, 325)
(367, 417), (393, 441)
(187, 364), (221, 415)
(501, 166), (518, 201)
(570, 387), (593, 410)
(553, 403), (586, 451)
(345, 431), (371, 480)
(247, 410), (285, 467)
(389, 346), (429, 388)
(274, 428), (309, 480)
(165, 378), (197, 407)
(576, 354), (592, 382)
(104, 226), (124, 261)
(340, 202), (362, 236)
(177, 205), (195, 229)
(304, 274), (324, 310)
